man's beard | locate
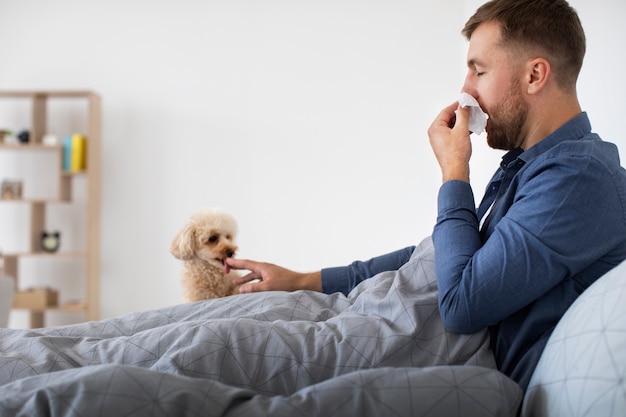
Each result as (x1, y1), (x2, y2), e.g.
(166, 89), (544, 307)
(485, 81), (529, 151)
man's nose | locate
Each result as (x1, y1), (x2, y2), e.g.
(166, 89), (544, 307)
(461, 73), (476, 98)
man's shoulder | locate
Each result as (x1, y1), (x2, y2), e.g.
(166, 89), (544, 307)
(540, 133), (623, 173)
(519, 134), (626, 205)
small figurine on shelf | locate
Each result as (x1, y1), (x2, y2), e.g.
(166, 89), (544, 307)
(1, 180), (23, 199)
(41, 231), (61, 253)
(16, 129), (29, 144)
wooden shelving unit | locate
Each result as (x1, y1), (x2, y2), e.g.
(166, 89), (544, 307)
(0, 90), (101, 328)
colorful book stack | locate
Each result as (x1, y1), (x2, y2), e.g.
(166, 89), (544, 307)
(63, 134), (87, 172)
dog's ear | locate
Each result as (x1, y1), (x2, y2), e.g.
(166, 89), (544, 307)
(170, 223), (197, 260)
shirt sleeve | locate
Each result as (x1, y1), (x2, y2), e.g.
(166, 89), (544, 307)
(433, 150), (626, 333)
(321, 246), (416, 295)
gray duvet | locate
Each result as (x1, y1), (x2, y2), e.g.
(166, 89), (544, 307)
(0, 237), (522, 416)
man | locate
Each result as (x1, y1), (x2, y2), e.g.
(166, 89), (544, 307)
(228, 0), (626, 391)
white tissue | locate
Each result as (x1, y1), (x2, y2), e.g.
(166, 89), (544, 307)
(458, 92), (488, 135)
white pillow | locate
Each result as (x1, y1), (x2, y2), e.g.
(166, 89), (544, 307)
(522, 260), (626, 417)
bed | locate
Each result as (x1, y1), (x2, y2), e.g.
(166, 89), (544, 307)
(1, 236), (624, 416)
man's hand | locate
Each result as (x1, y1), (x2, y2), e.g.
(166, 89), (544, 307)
(428, 102), (472, 183)
(226, 258), (323, 294)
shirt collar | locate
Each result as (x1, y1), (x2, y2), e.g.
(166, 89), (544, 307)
(500, 148), (523, 170)
(500, 112), (592, 167)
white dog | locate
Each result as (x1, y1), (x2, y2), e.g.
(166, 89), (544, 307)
(170, 208), (241, 302)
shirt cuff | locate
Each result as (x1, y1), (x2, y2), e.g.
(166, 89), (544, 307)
(437, 180), (476, 215)
(320, 266), (352, 295)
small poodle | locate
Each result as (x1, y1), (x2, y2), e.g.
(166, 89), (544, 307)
(170, 208), (241, 302)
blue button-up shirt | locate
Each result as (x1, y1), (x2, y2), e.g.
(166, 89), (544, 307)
(322, 112), (626, 390)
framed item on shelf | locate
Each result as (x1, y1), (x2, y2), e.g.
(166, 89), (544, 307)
(1, 180), (23, 199)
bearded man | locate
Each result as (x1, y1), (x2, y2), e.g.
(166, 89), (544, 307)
(229, 0), (626, 391)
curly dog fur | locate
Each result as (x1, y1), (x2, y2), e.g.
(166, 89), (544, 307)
(170, 208), (241, 302)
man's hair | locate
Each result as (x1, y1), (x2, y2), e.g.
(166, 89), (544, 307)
(462, 0), (586, 91)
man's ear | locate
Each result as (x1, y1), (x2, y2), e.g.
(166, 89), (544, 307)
(526, 57), (550, 95)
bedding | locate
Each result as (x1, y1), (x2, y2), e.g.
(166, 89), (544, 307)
(0, 237), (523, 416)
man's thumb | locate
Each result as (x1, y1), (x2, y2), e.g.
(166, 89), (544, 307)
(454, 105), (471, 132)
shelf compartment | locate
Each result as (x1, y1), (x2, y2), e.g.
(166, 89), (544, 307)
(0, 89), (101, 328)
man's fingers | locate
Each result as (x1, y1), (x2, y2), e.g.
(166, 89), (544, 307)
(238, 280), (266, 294)
(429, 102), (460, 134)
(226, 257), (256, 271)
(438, 102), (459, 127)
(453, 105), (471, 132)
(232, 272), (260, 286)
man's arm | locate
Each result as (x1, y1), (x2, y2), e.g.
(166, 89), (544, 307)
(228, 246), (415, 295)
(321, 246), (416, 295)
(433, 150), (626, 333)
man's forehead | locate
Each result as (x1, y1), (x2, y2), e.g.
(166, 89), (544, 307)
(469, 20), (503, 41)
(466, 21), (503, 64)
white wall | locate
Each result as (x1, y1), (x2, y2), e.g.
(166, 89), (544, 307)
(0, 0), (624, 321)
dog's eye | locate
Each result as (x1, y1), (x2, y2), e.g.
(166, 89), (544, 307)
(208, 235), (218, 244)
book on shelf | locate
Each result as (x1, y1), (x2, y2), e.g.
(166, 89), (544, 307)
(63, 134), (87, 172)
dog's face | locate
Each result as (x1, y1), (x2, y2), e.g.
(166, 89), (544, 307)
(170, 209), (239, 272)
(193, 227), (238, 267)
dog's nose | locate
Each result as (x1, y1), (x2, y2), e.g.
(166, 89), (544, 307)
(225, 249), (235, 258)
